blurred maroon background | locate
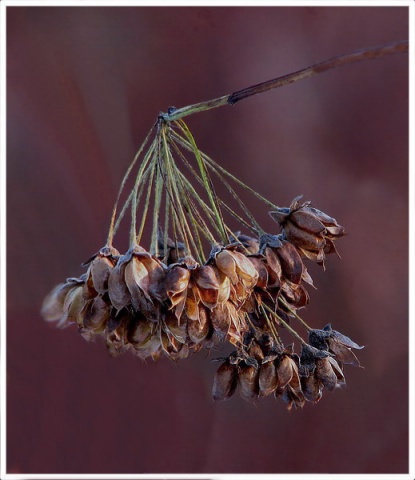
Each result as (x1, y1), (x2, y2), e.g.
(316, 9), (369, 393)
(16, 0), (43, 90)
(7, 6), (408, 475)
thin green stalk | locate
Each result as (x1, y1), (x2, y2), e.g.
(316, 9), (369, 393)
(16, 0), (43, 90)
(136, 157), (157, 245)
(175, 120), (229, 244)
(171, 130), (279, 210)
(161, 126), (203, 262)
(106, 125), (156, 246)
(263, 303), (306, 345)
(278, 297), (312, 332)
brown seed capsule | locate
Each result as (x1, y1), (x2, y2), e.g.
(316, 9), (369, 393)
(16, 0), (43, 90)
(212, 360), (238, 401)
(283, 222), (326, 252)
(41, 277), (85, 325)
(192, 265), (220, 309)
(275, 240), (304, 285)
(210, 302), (232, 340)
(259, 361), (278, 396)
(301, 373), (323, 403)
(105, 308), (131, 356)
(290, 209), (326, 235)
(164, 310), (188, 343)
(315, 357), (340, 391)
(276, 354), (295, 388)
(80, 295), (111, 336)
(248, 256), (269, 289)
(187, 306), (210, 344)
(238, 364), (259, 401)
(82, 246), (120, 296)
(215, 248), (258, 290)
(165, 265), (191, 321)
(108, 255), (131, 312)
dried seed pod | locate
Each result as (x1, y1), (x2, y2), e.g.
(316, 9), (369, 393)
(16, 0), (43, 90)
(82, 246), (120, 295)
(275, 355), (305, 410)
(259, 360), (278, 396)
(280, 281), (309, 310)
(187, 305), (210, 344)
(105, 308), (131, 356)
(276, 354), (295, 388)
(301, 373), (323, 403)
(214, 248), (258, 290)
(192, 265), (220, 309)
(309, 324), (363, 367)
(270, 196), (345, 266)
(248, 256), (269, 289)
(212, 360), (238, 401)
(283, 222), (326, 252)
(299, 343), (331, 377)
(275, 240), (304, 285)
(165, 264), (191, 321)
(108, 254), (132, 312)
(315, 357), (339, 391)
(41, 276), (85, 325)
(238, 363), (259, 401)
(164, 310), (188, 343)
(209, 302), (232, 340)
(80, 295), (111, 338)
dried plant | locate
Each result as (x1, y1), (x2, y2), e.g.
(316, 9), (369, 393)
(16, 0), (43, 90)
(41, 41), (407, 409)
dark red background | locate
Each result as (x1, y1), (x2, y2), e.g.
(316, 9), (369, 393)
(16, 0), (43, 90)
(7, 6), (409, 475)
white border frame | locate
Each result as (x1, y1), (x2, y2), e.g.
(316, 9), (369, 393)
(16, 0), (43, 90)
(0, 1), (412, 479)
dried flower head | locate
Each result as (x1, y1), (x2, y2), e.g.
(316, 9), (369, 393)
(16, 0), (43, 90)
(42, 116), (363, 410)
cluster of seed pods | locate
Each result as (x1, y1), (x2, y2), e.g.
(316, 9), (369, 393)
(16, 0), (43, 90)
(42, 196), (363, 409)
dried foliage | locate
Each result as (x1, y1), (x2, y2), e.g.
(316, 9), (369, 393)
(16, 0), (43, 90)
(42, 119), (363, 409)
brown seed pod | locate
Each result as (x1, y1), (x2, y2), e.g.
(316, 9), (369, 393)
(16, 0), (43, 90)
(259, 361), (278, 396)
(192, 265), (220, 309)
(212, 360), (238, 401)
(275, 240), (304, 285)
(209, 302), (232, 340)
(108, 255), (132, 312)
(165, 264), (192, 321)
(283, 222), (326, 252)
(248, 256), (269, 289)
(105, 308), (132, 356)
(315, 357), (340, 391)
(187, 305), (210, 344)
(301, 373), (323, 403)
(238, 363), (259, 401)
(41, 276), (85, 325)
(80, 295), (111, 338)
(82, 246), (120, 296)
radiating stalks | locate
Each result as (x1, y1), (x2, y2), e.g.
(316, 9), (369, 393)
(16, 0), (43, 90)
(42, 40), (389, 407)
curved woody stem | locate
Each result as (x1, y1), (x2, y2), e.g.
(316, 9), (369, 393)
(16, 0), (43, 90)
(160, 40), (408, 123)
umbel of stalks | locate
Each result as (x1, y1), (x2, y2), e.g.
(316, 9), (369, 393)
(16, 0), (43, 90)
(41, 118), (363, 410)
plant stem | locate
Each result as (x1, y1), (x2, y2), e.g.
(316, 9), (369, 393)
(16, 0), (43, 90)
(160, 40), (407, 122)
